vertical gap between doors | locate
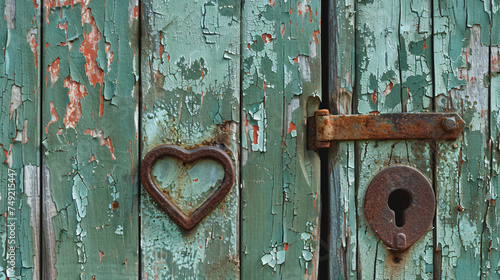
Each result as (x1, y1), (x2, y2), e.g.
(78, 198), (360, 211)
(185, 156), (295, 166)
(318, 0), (331, 277)
(138, 2), (143, 278)
(39, 3), (44, 280)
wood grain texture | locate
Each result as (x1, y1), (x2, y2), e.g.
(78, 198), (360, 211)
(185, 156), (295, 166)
(433, 0), (492, 278)
(328, 0), (356, 278)
(42, 0), (139, 278)
(0, 1), (40, 279)
(487, 44), (500, 278)
(355, 0), (433, 279)
(140, 0), (240, 278)
(240, 0), (321, 279)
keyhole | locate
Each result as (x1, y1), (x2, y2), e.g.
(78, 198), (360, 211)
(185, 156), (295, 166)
(388, 189), (412, 227)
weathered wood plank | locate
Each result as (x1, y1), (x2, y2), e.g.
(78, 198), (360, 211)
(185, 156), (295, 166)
(140, 0), (240, 278)
(240, 0), (322, 278)
(0, 1), (40, 279)
(42, 0), (139, 278)
(486, 43), (500, 278)
(433, 0), (492, 278)
(355, 0), (434, 278)
(328, 0), (356, 278)
(482, 2), (500, 277)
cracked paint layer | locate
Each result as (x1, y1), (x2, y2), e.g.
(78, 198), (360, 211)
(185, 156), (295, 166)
(354, 0), (434, 279)
(141, 0), (240, 278)
(0, 0), (40, 279)
(434, 1), (494, 279)
(327, 0), (498, 278)
(42, 0), (139, 278)
(241, 0), (321, 279)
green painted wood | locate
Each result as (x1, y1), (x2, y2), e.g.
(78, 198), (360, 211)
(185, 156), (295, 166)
(327, 0), (356, 278)
(140, 0), (240, 278)
(42, 0), (139, 278)
(433, 0), (493, 278)
(0, 1), (40, 279)
(355, 0), (433, 278)
(487, 44), (500, 278)
(483, 3), (500, 277)
(240, 0), (322, 278)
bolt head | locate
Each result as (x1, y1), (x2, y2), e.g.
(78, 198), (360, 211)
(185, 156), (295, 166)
(442, 117), (458, 131)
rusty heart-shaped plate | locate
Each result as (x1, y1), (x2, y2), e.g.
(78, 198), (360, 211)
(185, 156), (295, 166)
(141, 145), (235, 230)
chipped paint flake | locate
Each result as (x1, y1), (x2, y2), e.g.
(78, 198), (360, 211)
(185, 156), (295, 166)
(48, 58), (60, 87)
(46, 101), (59, 133)
(84, 129), (116, 160)
(9, 85), (22, 121)
(80, 3), (104, 87)
(63, 76), (88, 129)
(27, 27), (38, 67)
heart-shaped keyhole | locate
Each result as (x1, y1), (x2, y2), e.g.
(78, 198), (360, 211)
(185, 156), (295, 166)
(388, 189), (412, 227)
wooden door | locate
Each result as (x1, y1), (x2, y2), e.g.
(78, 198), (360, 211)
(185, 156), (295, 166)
(1, 0), (499, 279)
(1, 0), (321, 279)
(327, 0), (500, 279)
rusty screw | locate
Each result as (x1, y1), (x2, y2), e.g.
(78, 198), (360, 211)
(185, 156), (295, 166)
(442, 117), (458, 132)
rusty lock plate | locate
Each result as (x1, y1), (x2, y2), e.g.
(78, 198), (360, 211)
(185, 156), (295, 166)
(364, 165), (435, 251)
(308, 109), (465, 150)
(141, 145), (235, 230)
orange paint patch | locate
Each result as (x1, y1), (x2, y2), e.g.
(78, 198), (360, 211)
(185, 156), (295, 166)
(290, 7), (293, 14)
(80, 2), (105, 87)
(247, 43), (252, 51)
(312, 30), (320, 44)
(382, 82), (393, 96)
(423, 38), (427, 50)
(48, 58), (61, 88)
(252, 125), (259, 145)
(129, 140), (133, 160)
(45, 101), (59, 133)
(45, 42), (49, 48)
(57, 22), (68, 32)
(63, 76), (88, 129)
(44, 0), (77, 24)
(84, 129), (117, 160)
(167, 54), (171, 61)
(293, 55), (300, 63)
(371, 89), (377, 104)
(99, 93), (104, 118)
(159, 34), (164, 58)
(111, 201), (120, 209)
(492, 51), (500, 72)
(284, 243), (289, 251)
(298, 2), (305, 15)
(270, 0), (275, 6)
(133, 4), (139, 18)
(281, 25), (285, 37)
(306, 5), (312, 22)
(288, 122), (296, 134)
(99, 251), (105, 263)
(27, 29), (38, 67)
(193, 179), (199, 182)
(261, 33), (273, 43)
(89, 154), (96, 163)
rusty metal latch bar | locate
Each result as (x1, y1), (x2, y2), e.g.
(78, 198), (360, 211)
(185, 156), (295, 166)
(308, 109), (466, 150)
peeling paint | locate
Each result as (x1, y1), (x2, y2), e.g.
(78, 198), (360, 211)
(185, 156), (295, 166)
(63, 76), (88, 129)
(42, 0), (139, 278)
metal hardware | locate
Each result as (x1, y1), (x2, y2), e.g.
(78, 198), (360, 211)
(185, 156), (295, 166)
(308, 109), (465, 150)
(140, 145), (235, 230)
(363, 165), (435, 251)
